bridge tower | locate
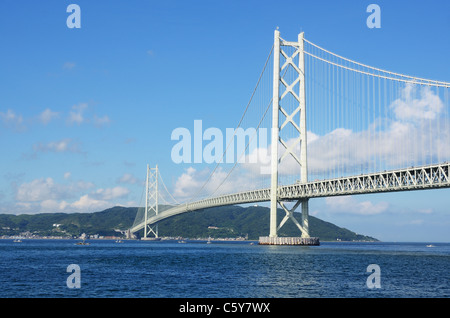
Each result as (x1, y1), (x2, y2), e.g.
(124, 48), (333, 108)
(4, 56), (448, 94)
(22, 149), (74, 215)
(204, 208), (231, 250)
(265, 29), (316, 244)
(142, 164), (159, 240)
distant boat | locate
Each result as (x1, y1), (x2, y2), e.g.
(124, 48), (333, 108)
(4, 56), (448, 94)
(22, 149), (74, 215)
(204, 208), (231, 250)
(178, 240), (186, 243)
(207, 237), (212, 244)
(76, 233), (90, 245)
(76, 241), (90, 245)
(115, 240), (123, 243)
(13, 239), (22, 243)
(426, 244), (435, 247)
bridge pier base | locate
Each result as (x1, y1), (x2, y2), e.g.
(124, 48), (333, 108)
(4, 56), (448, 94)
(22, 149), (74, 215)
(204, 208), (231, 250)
(258, 236), (319, 246)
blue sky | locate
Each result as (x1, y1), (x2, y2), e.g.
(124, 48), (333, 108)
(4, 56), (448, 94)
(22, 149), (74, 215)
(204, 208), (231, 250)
(0, 0), (449, 242)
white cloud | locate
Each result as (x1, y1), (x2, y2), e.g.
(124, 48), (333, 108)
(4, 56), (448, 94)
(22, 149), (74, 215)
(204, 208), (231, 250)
(172, 166), (260, 201)
(93, 115), (111, 127)
(14, 177), (130, 213)
(1, 104), (110, 133)
(67, 103), (111, 128)
(33, 138), (82, 154)
(117, 173), (139, 185)
(325, 196), (389, 215)
(0, 109), (25, 131)
(15, 177), (94, 202)
(40, 199), (69, 212)
(15, 202), (33, 212)
(68, 103), (87, 125)
(63, 62), (76, 70)
(70, 195), (110, 212)
(0, 109), (23, 124)
(173, 167), (206, 199)
(392, 84), (443, 121)
(68, 187), (131, 212)
(38, 108), (59, 125)
(16, 177), (60, 202)
(92, 186), (130, 200)
(25, 139), (84, 160)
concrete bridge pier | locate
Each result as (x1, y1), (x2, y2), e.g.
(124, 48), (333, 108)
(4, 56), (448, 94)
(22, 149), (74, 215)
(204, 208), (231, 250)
(259, 236), (320, 246)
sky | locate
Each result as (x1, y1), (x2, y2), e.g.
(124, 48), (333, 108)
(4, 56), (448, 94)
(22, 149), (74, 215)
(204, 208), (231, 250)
(0, 0), (449, 242)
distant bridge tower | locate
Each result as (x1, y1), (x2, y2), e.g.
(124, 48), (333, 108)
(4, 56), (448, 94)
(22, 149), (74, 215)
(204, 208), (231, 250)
(143, 164), (159, 240)
(268, 29), (312, 242)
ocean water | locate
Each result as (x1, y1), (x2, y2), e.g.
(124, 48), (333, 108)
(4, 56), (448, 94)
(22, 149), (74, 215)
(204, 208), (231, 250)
(0, 239), (448, 298)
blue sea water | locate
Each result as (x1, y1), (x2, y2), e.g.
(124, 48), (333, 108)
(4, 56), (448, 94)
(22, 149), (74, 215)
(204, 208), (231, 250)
(0, 239), (448, 298)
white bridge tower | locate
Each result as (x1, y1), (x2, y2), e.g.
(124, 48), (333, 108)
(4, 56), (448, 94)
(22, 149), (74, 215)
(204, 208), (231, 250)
(142, 164), (159, 240)
(262, 29), (318, 245)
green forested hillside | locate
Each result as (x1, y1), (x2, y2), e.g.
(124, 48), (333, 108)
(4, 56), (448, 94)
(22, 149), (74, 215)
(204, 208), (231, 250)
(0, 205), (377, 241)
(0, 207), (137, 237)
(156, 205), (377, 241)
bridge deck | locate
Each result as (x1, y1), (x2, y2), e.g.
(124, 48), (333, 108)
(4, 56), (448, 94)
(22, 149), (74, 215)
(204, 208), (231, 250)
(130, 162), (450, 233)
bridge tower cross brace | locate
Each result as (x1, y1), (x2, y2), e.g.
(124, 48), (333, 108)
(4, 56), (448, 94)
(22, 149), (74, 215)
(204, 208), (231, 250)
(270, 29), (309, 238)
(144, 164), (159, 239)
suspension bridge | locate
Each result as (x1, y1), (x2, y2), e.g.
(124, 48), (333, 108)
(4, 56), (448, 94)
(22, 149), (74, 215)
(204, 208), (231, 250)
(129, 29), (450, 245)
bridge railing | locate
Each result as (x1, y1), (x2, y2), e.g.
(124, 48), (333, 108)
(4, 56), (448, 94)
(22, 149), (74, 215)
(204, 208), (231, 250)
(279, 162), (449, 200)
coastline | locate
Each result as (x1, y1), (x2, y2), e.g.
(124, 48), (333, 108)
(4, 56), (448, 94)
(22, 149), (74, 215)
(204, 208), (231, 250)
(0, 235), (380, 243)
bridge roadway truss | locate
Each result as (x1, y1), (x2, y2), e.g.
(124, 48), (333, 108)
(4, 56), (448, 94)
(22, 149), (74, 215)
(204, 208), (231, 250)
(130, 162), (450, 234)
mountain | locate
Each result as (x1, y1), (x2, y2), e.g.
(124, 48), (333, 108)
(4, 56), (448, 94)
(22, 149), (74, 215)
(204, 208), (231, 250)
(0, 205), (378, 241)
(0, 207), (137, 237)
(156, 205), (377, 241)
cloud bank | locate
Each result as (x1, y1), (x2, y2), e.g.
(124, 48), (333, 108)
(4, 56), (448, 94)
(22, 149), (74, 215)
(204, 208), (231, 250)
(12, 176), (131, 214)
